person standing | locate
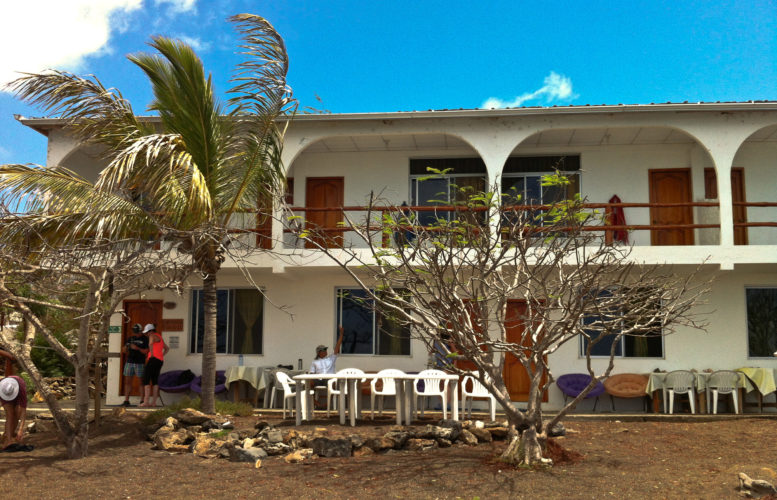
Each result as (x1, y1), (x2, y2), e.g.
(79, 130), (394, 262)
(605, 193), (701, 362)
(140, 324), (168, 408)
(121, 323), (148, 407)
(0, 376), (32, 452)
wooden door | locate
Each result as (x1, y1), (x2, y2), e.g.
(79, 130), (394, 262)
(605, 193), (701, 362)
(305, 177), (344, 248)
(503, 300), (547, 402)
(649, 169), (694, 246)
(120, 300), (163, 396)
(705, 168), (748, 245)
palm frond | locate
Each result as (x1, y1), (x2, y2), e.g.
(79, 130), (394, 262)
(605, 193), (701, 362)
(4, 71), (149, 153)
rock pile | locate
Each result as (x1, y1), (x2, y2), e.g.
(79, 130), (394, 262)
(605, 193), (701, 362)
(146, 409), (514, 464)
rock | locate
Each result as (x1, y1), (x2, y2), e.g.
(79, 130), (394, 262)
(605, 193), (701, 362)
(242, 438), (256, 449)
(469, 427), (493, 443)
(387, 425), (408, 433)
(152, 428), (191, 451)
(473, 420), (485, 429)
(436, 420), (462, 441)
(263, 442), (292, 456)
(173, 408), (210, 426)
(458, 429), (478, 446)
(32, 391), (45, 403)
(488, 427), (509, 440)
(191, 436), (226, 458)
(311, 437), (352, 458)
(26, 421), (37, 434)
(284, 430), (306, 449)
(111, 407), (126, 417)
(284, 448), (314, 463)
(254, 420), (269, 431)
(406, 438), (437, 451)
(738, 472), (777, 496)
(436, 438), (452, 448)
(353, 446), (374, 457)
(417, 425), (454, 441)
(229, 446), (268, 463)
(348, 434), (365, 449)
(382, 431), (410, 448)
(365, 437), (397, 452)
(548, 422), (566, 437)
(254, 459), (262, 469)
(264, 428), (284, 444)
(228, 432), (242, 442)
(163, 416), (179, 429)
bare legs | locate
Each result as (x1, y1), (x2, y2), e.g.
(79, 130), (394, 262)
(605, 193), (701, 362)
(140, 384), (160, 407)
(2, 402), (19, 448)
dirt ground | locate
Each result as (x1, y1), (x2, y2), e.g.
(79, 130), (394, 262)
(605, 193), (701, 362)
(2, 410), (777, 499)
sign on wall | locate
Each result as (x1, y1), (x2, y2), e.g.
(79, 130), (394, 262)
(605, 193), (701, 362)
(162, 319), (184, 332)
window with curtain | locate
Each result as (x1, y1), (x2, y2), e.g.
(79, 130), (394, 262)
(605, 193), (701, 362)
(579, 287), (663, 358)
(190, 289), (264, 354)
(336, 288), (411, 356)
(746, 287), (777, 358)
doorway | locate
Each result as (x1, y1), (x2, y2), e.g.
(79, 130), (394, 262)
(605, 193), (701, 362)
(305, 177), (344, 248)
(503, 300), (548, 402)
(649, 168), (694, 246)
(120, 300), (163, 396)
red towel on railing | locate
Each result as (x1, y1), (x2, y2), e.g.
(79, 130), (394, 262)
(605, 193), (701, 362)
(607, 194), (629, 244)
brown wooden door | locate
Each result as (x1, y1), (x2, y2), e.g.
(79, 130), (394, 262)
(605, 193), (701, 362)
(503, 300), (547, 402)
(305, 177), (344, 248)
(120, 300), (163, 396)
(649, 169), (694, 246)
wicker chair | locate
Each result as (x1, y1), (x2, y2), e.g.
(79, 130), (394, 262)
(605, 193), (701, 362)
(604, 373), (649, 412)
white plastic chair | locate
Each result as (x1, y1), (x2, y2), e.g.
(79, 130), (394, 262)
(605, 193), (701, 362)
(707, 370), (740, 414)
(274, 371), (303, 419)
(370, 369), (405, 419)
(327, 368), (365, 418)
(461, 373), (497, 421)
(414, 369), (450, 420)
(662, 370), (696, 414)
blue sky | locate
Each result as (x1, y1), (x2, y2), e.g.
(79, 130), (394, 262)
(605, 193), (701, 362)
(1, 0), (775, 166)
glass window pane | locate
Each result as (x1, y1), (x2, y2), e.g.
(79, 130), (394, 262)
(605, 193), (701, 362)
(190, 289), (229, 354)
(413, 178), (450, 226)
(337, 289), (374, 354)
(747, 288), (777, 357)
(376, 309), (410, 355)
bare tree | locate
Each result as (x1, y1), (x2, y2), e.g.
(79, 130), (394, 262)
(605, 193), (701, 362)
(0, 216), (192, 458)
(289, 178), (709, 466)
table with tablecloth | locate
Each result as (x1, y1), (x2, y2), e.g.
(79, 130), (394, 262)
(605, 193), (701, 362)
(225, 366), (305, 407)
(735, 367), (777, 412)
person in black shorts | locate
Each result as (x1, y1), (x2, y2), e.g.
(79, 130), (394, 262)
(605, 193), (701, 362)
(121, 323), (148, 407)
(140, 324), (168, 407)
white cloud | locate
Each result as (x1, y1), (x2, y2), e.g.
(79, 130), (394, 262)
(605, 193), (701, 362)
(481, 71), (577, 109)
(0, 0), (143, 89)
(176, 35), (211, 52)
(154, 0), (197, 14)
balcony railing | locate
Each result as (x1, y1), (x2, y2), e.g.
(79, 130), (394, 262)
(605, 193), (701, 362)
(232, 200), (777, 249)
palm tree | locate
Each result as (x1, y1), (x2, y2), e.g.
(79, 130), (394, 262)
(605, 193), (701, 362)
(1, 14), (295, 413)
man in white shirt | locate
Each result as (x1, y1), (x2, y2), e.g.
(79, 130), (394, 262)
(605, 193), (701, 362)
(310, 326), (345, 407)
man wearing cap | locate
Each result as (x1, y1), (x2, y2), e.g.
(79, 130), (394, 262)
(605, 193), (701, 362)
(0, 376), (31, 452)
(309, 326), (345, 407)
(121, 323), (149, 407)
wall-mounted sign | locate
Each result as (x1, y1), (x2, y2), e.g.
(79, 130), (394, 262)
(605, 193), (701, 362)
(108, 326), (121, 333)
(168, 336), (179, 349)
(162, 319), (184, 332)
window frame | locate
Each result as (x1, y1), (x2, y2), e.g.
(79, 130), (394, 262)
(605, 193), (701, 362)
(334, 287), (412, 357)
(189, 288), (265, 355)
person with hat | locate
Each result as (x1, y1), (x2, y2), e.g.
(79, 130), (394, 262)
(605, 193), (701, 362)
(0, 376), (31, 452)
(309, 326), (345, 408)
(121, 323), (149, 407)
(140, 323), (168, 408)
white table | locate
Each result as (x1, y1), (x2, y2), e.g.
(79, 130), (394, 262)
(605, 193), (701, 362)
(292, 373), (460, 427)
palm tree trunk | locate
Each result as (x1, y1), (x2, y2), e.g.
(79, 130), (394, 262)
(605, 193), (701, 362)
(200, 272), (217, 414)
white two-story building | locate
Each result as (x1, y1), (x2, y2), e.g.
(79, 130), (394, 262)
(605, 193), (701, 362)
(20, 101), (777, 409)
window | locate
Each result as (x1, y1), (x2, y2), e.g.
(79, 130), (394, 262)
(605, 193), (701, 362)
(190, 289), (264, 354)
(336, 288), (411, 355)
(580, 288), (663, 358)
(501, 156), (581, 227)
(746, 287), (777, 358)
(409, 158), (486, 226)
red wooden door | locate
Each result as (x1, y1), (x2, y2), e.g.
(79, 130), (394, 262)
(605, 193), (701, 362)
(649, 169), (694, 246)
(305, 177), (344, 248)
(120, 300), (163, 396)
(503, 300), (547, 402)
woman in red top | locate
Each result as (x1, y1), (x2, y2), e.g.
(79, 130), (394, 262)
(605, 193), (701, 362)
(140, 324), (169, 407)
